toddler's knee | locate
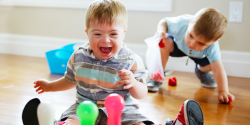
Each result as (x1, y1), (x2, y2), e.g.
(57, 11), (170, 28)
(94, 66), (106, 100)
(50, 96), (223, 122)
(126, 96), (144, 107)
(133, 121), (146, 125)
(162, 37), (174, 52)
(199, 64), (212, 72)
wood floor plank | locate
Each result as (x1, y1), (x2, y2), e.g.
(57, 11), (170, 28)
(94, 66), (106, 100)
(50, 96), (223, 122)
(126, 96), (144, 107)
(0, 54), (250, 125)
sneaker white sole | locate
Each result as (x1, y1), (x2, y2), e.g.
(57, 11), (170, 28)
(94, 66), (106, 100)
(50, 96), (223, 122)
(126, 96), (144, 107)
(183, 100), (204, 125)
(201, 83), (217, 88)
(184, 100), (189, 125)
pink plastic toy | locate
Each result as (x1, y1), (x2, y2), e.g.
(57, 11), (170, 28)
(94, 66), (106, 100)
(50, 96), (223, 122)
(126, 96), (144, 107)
(105, 93), (125, 125)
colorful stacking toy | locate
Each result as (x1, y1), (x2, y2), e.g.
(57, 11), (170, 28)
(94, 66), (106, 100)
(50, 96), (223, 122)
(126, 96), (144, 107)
(76, 101), (99, 125)
(105, 93), (125, 125)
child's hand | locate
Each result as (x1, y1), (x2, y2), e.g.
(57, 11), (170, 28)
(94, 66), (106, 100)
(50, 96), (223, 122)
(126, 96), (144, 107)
(117, 69), (137, 89)
(34, 79), (50, 94)
(155, 30), (166, 39)
(218, 91), (235, 103)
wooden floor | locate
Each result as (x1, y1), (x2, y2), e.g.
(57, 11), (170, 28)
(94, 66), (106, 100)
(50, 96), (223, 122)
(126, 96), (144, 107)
(0, 54), (249, 125)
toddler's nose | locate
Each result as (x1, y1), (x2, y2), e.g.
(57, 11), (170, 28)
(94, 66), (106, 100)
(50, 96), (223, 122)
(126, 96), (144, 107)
(103, 35), (111, 43)
(188, 41), (195, 49)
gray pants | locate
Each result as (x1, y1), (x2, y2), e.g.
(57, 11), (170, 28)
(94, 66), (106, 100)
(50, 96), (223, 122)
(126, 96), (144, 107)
(59, 103), (154, 125)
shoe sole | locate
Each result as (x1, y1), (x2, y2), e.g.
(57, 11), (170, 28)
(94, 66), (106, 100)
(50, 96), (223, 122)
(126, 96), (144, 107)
(184, 100), (204, 125)
(147, 80), (162, 92)
(201, 83), (217, 88)
(147, 87), (160, 92)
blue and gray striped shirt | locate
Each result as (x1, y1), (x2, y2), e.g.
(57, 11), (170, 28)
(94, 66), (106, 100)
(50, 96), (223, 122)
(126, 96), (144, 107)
(64, 43), (148, 107)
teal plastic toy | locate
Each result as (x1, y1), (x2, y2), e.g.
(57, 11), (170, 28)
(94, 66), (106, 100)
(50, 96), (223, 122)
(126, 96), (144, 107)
(45, 43), (83, 74)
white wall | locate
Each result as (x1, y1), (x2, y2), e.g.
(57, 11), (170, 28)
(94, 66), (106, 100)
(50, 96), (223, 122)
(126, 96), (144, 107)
(0, 33), (249, 78)
(0, 0), (250, 78)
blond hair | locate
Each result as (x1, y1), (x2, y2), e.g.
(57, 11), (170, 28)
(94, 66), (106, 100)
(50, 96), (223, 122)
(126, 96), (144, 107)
(85, 0), (127, 30)
(192, 8), (228, 41)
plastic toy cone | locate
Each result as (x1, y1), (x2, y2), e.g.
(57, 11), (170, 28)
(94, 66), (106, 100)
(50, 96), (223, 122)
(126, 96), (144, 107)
(105, 93), (125, 125)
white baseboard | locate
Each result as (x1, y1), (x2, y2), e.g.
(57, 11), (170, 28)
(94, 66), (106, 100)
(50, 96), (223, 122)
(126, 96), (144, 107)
(0, 33), (88, 57)
(0, 33), (249, 78)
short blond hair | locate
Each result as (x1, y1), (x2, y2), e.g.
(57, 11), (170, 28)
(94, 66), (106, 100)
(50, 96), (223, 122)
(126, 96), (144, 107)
(85, 0), (128, 30)
(192, 8), (228, 41)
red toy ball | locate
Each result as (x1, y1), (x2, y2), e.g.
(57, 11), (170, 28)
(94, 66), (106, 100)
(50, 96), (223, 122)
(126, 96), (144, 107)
(219, 98), (232, 104)
(168, 77), (177, 86)
(229, 98), (232, 104)
(158, 40), (165, 48)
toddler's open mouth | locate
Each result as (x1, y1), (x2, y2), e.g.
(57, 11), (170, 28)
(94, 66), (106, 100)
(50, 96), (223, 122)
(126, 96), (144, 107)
(100, 47), (112, 56)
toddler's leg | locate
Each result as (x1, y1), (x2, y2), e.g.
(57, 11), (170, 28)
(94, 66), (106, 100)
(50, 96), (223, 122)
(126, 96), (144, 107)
(195, 64), (217, 88)
(190, 57), (216, 88)
(198, 64), (212, 72)
(133, 121), (145, 125)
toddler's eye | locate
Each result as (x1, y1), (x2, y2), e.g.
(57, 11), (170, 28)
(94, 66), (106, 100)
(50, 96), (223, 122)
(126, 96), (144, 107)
(95, 34), (101, 36)
(199, 42), (204, 45)
(189, 34), (193, 38)
(111, 33), (117, 36)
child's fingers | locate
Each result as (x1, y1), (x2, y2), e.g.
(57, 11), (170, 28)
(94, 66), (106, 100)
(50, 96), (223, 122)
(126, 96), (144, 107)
(228, 95), (234, 104)
(34, 81), (41, 84)
(229, 94), (235, 101)
(120, 76), (130, 81)
(220, 95), (229, 103)
(34, 83), (40, 88)
(119, 70), (129, 77)
(36, 87), (43, 92)
(161, 32), (166, 38)
(124, 84), (133, 89)
(118, 80), (130, 85)
(218, 96), (224, 103)
(118, 71), (123, 77)
(119, 69), (126, 73)
(38, 90), (44, 94)
(224, 96), (229, 103)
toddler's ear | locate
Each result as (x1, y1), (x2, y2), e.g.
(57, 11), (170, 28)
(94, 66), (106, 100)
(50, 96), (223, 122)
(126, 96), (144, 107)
(123, 30), (126, 40)
(85, 29), (88, 35)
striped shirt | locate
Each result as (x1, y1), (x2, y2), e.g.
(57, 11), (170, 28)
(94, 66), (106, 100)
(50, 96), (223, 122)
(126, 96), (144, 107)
(64, 43), (148, 106)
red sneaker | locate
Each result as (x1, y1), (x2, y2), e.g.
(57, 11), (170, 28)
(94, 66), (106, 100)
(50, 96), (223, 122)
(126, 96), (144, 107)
(172, 100), (203, 125)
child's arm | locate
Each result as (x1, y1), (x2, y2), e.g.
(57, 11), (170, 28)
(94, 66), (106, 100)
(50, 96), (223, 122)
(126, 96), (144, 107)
(34, 77), (77, 94)
(156, 18), (168, 38)
(117, 69), (147, 99)
(211, 60), (235, 103)
(156, 18), (175, 71)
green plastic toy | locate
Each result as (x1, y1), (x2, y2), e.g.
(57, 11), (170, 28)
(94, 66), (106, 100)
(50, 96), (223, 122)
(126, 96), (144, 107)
(76, 101), (99, 125)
